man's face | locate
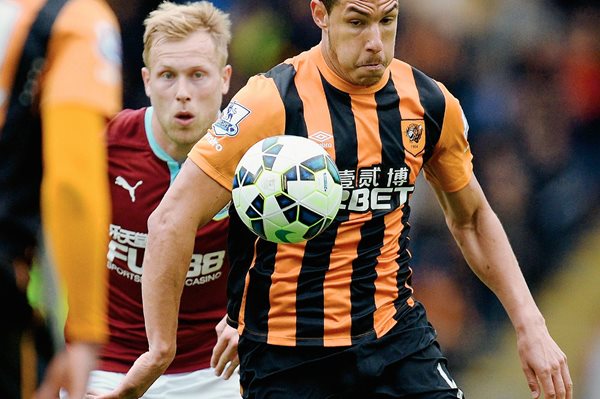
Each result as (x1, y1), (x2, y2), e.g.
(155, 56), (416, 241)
(318, 0), (398, 86)
(142, 30), (231, 154)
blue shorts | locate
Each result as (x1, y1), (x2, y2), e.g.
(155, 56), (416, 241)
(238, 302), (464, 398)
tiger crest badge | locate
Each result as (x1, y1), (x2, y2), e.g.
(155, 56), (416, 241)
(401, 120), (426, 156)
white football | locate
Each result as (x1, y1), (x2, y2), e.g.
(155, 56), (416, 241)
(232, 135), (342, 244)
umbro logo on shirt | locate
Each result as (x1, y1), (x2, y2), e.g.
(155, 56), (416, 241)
(309, 131), (333, 149)
(115, 176), (143, 202)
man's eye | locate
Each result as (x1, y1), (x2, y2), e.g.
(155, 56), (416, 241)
(193, 71), (204, 79)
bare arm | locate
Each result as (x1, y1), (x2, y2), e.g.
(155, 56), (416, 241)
(91, 160), (231, 399)
(431, 174), (572, 399)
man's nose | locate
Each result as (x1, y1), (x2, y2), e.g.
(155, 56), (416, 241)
(175, 78), (191, 102)
(365, 24), (384, 53)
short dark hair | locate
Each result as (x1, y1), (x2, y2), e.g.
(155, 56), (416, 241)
(320, 0), (338, 13)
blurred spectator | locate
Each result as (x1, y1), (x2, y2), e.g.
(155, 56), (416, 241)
(109, 1), (160, 108)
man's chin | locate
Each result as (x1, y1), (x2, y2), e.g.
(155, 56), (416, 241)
(181, 128), (207, 144)
(354, 73), (384, 87)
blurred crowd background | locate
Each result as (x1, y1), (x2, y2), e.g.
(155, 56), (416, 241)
(110, 1), (599, 397)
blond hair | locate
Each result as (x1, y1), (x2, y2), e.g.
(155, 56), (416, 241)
(142, 1), (231, 68)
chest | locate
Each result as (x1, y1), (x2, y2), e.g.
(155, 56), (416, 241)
(108, 147), (171, 231)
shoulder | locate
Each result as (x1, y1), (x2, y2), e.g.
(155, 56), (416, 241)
(107, 108), (147, 143)
(108, 108), (145, 128)
(390, 59), (461, 123)
(389, 59), (451, 101)
(243, 49), (306, 96)
(226, 72), (283, 120)
(256, 48), (313, 96)
(263, 48), (311, 77)
(54, 0), (121, 61)
(57, 0), (119, 29)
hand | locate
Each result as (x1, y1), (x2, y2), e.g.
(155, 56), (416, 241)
(86, 349), (171, 399)
(210, 316), (239, 379)
(86, 389), (120, 399)
(34, 342), (100, 399)
(517, 324), (572, 399)
(85, 387), (133, 399)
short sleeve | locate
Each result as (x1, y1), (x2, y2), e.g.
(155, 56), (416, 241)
(42, 0), (122, 118)
(423, 83), (473, 192)
(188, 74), (286, 190)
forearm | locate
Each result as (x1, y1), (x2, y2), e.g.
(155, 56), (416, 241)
(142, 221), (189, 357)
(447, 205), (544, 332)
(114, 162), (231, 397)
(109, 351), (172, 399)
(129, 205), (198, 391)
(436, 176), (570, 398)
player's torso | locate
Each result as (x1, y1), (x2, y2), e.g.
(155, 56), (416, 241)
(102, 107), (229, 372)
(219, 47), (449, 346)
(193, 42), (468, 346)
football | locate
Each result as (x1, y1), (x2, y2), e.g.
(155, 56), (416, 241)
(232, 135), (342, 244)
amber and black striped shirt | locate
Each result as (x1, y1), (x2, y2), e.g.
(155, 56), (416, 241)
(189, 44), (472, 347)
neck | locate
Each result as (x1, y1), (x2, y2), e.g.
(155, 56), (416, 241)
(319, 39), (339, 78)
(151, 115), (192, 163)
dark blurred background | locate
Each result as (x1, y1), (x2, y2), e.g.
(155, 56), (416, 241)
(111, 1), (600, 397)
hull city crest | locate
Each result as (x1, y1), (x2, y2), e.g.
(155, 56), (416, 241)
(401, 120), (425, 156)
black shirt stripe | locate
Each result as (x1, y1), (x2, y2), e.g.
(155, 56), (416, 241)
(294, 74), (358, 341)
(296, 221), (341, 344)
(241, 237), (278, 336)
(264, 63), (308, 139)
(350, 217), (384, 342)
(412, 67), (446, 164)
(321, 75), (358, 173)
(376, 76), (404, 168)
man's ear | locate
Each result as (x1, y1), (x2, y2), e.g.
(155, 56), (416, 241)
(221, 64), (232, 95)
(141, 67), (151, 98)
(310, 0), (328, 30)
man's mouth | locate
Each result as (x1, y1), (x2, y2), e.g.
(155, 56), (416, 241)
(175, 111), (194, 124)
(359, 59), (384, 69)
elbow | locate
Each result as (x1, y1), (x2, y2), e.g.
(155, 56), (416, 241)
(147, 207), (163, 234)
(447, 202), (494, 232)
(147, 205), (174, 237)
(445, 212), (476, 235)
(445, 208), (480, 245)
